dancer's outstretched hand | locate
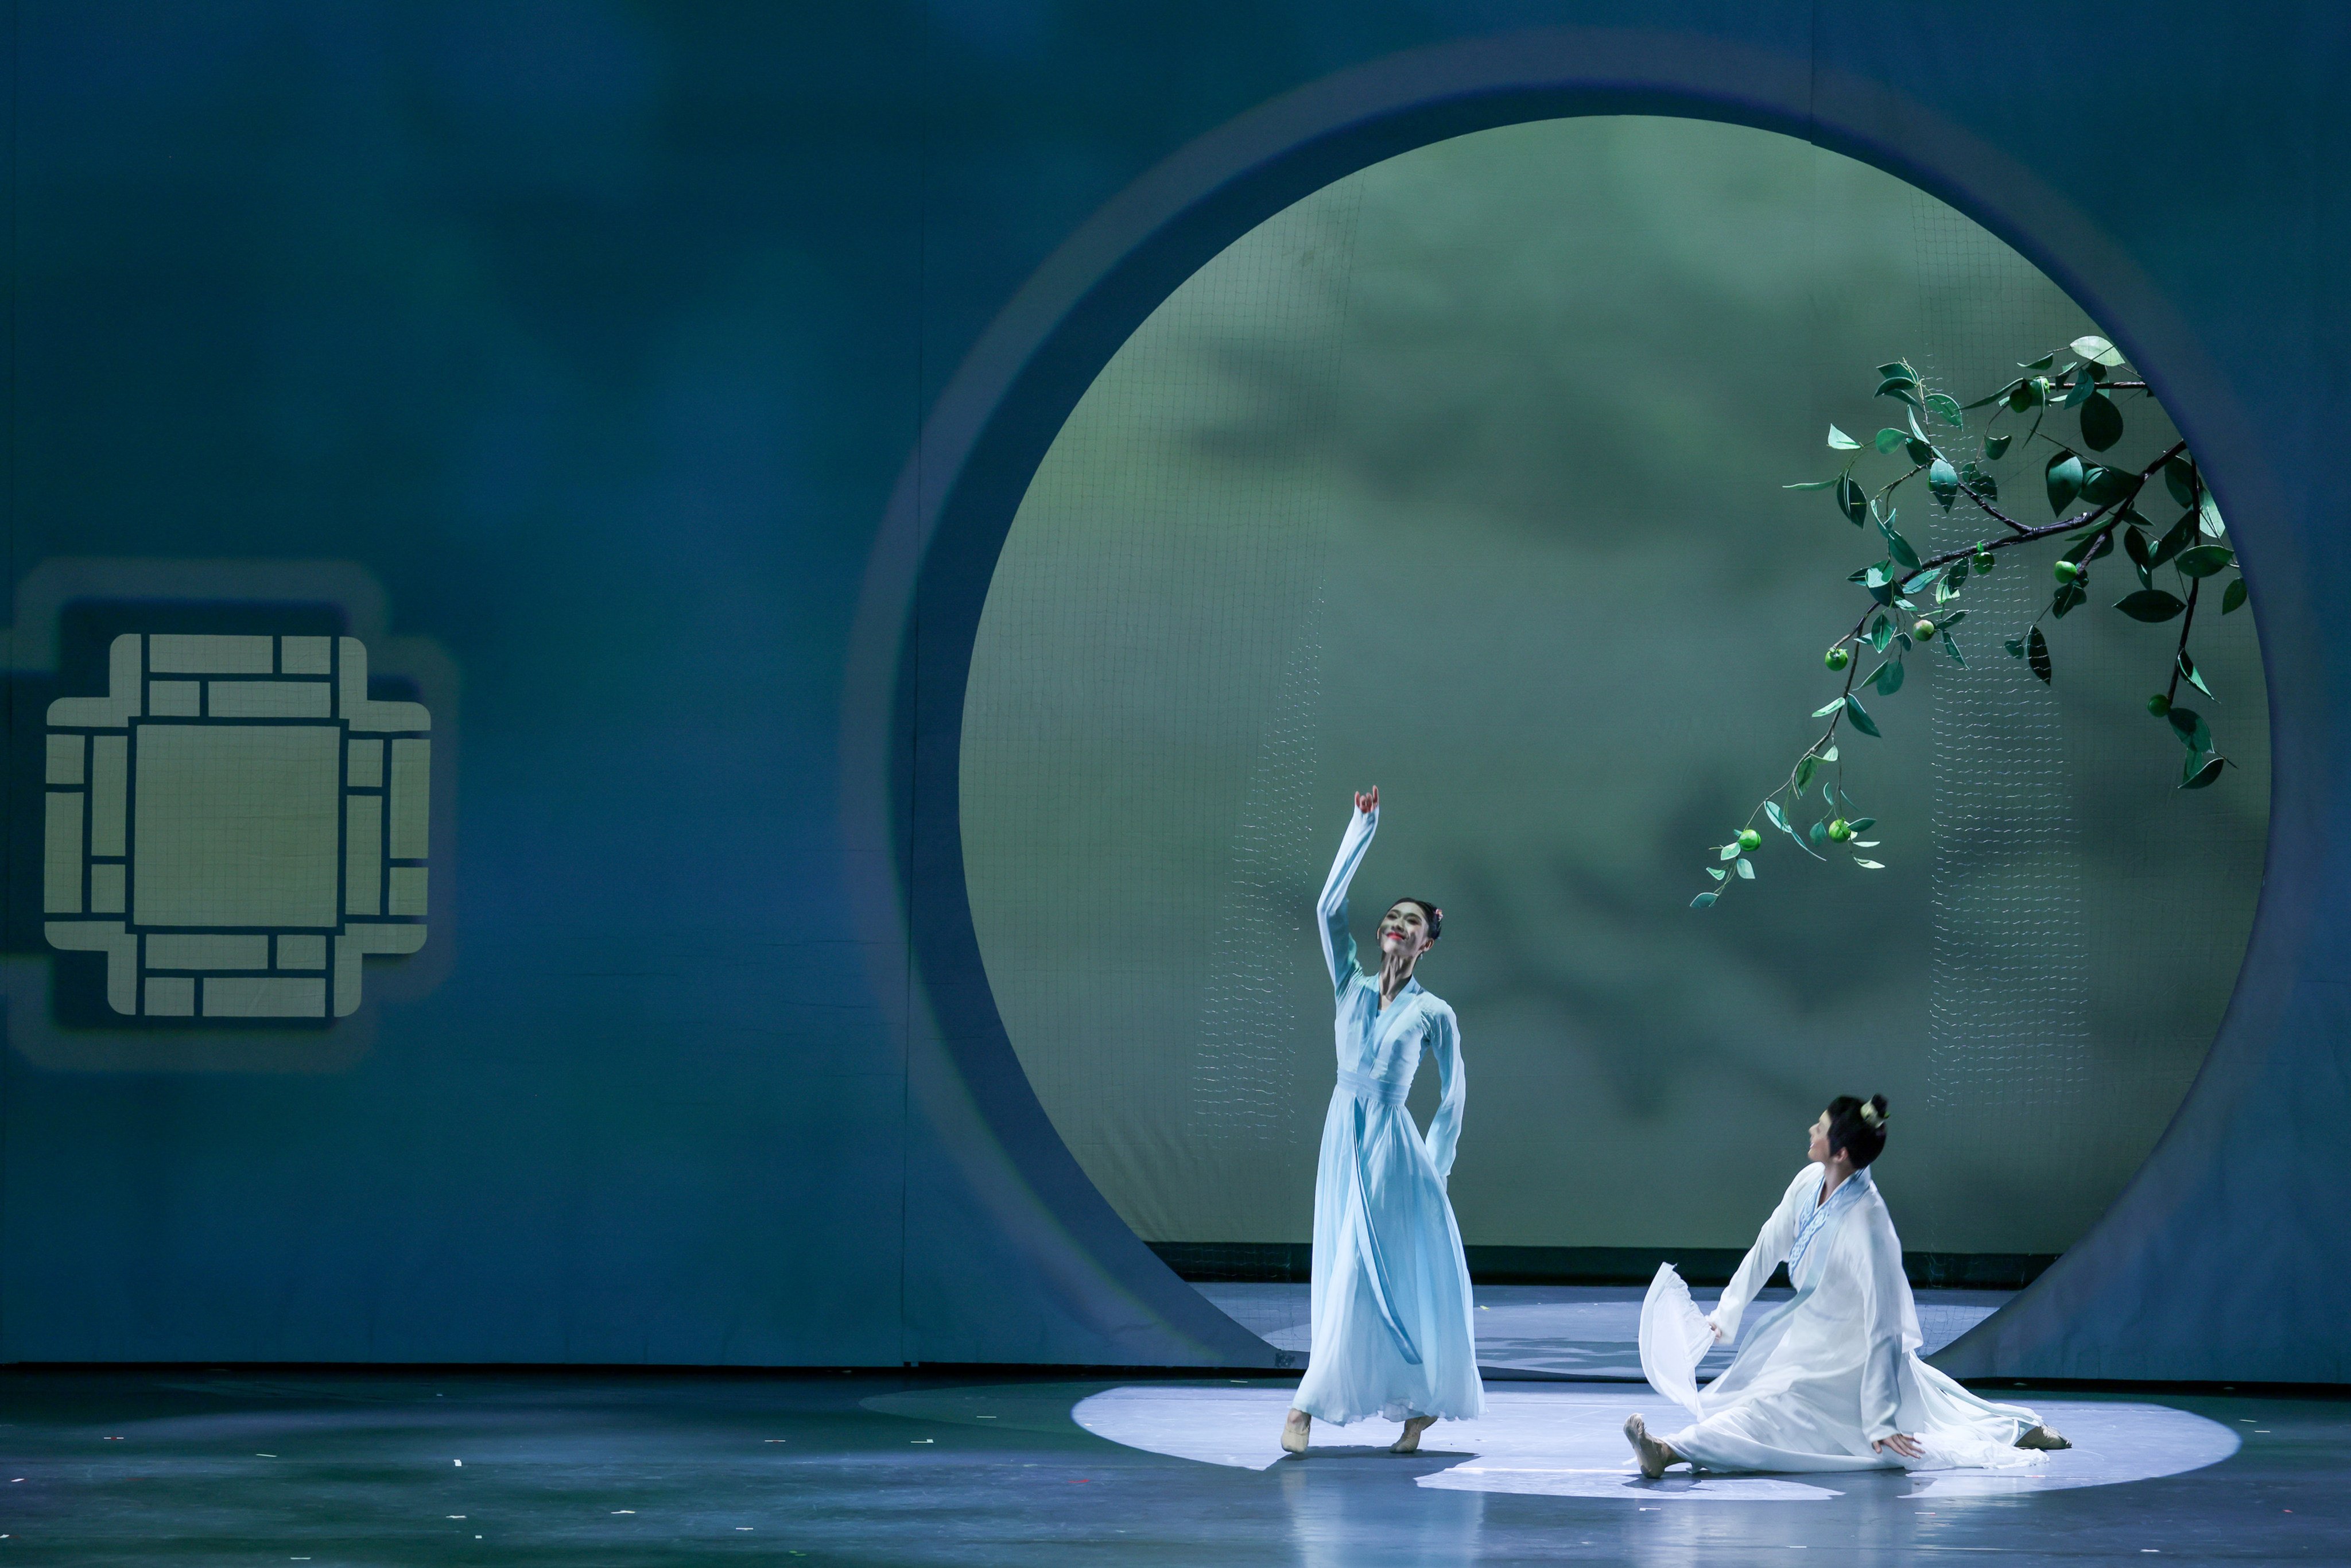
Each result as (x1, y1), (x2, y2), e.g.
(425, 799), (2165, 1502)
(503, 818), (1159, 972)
(1355, 786), (1379, 815)
(1872, 1433), (1924, 1459)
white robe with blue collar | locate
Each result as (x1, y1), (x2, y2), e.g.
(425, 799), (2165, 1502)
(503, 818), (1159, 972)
(1667, 1163), (2046, 1473)
(1291, 804), (1484, 1426)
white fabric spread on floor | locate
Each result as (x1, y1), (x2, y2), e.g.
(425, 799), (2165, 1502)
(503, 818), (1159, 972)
(1193, 1282), (2004, 1380)
(1070, 1385), (2239, 1501)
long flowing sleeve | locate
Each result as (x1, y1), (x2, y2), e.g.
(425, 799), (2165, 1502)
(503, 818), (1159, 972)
(1421, 1002), (1467, 1180)
(1709, 1168), (1813, 1344)
(1856, 1200), (1918, 1442)
(1317, 804), (1376, 995)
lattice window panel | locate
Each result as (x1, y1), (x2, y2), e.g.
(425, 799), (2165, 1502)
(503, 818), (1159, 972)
(44, 634), (429, 1019)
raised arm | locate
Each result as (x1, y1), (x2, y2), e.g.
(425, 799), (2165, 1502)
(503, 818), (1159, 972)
(1708, 1168), (1812, 1344)
(1317, 791), (1378, 995)
(1422, 1003), (1467, 1181)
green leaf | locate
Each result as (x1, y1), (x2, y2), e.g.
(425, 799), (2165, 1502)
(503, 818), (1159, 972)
(1720, 843), (1742, 861)
(2179, 649), (2215, 700)
(2115, 589), (2187, 622)
(2045, 450), (2084, 514)
(1878, 517), (1921, 570)
(2175, 544), (2234, 579)
(2004, 636), (2026, 659)
(2053, 579), (2088, 617)
(1958, 461), (1997, 504)
(1784, 478), (1841, 491)
(1929, 457), (1959, 512)
(2080, 465), (2133, 505)
(2008, 379), (2043, 413)
(2223, 578), (2248, 614)
(2063, 371), (2097, 409)
(1873, 427), (1906, 453)
(2078, 390), (2123, 451)
(1925, 392), (1965, 429)
(1691, 891), (1719, 908)
(1842, 693), (1881, 737)
(1821, 746), (1838, 762)
(1778, 802), (1826, 859)
(2164, 457), (2198, 510)
(2150, 509), (2198, 570)
(1791, 756), (1815, 796)
(2181, 753), (2227, 790)
(1735, 857), (1755, 880)
(2072, 335), (2126, 367)
(1836, 475), (1868, 526)
(1871, 658), (1905, 696)
(2199, 492), (2226, 538)
(2020, 352), (2057, 371)
(2027, 626), (2051, 683)
(1942, 628), (1966, 666)
(1813, 700), (1845, 719)
(1828, 424), (1861, 450)
(1708, 865), (1727, 881)
(2061, 530), (2113, 566)
(1852, 857), (1887, 870)
(1846, 817), (1877, 834)
(1904, 436), (1935, 467)
(1876, 361), (1919, 385)
(1870, 615), (1892, 653)
(1877, 377), (1925, 409)
(1984, 433), (2013, 461)
(2123, 524), (2152, 575)
(2167, 706), (2212, 754)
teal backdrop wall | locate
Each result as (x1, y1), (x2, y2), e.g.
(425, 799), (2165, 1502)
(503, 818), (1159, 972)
(1, 1), (2343, 1380)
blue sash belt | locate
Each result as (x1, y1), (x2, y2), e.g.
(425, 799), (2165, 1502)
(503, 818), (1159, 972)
(1337, 1067), (1410, 1108)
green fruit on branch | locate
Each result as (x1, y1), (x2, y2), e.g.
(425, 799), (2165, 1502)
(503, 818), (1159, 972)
(2148, 693), (2172, 717)
(2054, 560), (2082, 584)
(1737, 828), (1762, 851)
(1825, 646), (1851, 671)
(1913, 619), (1937, 641)
(1973, 546), (1995, 572)
(1827, 818), (1852, 841)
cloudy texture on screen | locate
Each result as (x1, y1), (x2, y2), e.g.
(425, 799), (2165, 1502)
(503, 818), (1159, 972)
(962, 117), (2269, 1256)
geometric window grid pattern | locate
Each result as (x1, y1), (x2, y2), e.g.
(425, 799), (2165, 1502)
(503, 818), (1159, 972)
(44, 633), (429, 1019)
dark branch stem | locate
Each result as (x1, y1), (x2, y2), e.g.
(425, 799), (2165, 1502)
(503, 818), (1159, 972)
(2167, 576), (2202, 704)
(1912, 439), (2189, 574)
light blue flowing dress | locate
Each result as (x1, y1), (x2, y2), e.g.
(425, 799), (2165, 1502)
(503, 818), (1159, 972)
(1291, 804), (1484, 1427)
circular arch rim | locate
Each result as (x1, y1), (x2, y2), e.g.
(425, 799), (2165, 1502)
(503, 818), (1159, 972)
(840, 25), (2299, 1371)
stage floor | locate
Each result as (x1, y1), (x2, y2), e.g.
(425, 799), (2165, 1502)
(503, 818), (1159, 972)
(2, 1367), (2346, 1565)
(1194, 1282), (2011, 1379)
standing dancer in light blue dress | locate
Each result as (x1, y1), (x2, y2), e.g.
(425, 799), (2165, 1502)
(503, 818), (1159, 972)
(1282, 787), (1484, 1456)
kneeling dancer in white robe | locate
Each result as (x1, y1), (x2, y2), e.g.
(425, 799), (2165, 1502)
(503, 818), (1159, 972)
(1625, 1095), (2070, 1477)
(1281, 787), (1484, 1456)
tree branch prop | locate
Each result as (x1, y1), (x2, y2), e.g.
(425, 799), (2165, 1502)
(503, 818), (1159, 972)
(1693, 338), (2243, 909)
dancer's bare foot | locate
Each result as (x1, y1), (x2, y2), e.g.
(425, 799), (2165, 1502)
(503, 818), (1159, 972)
(1623, 1414), (1675, 1479)
(1391, 1415), (1436, 1454)
(2015, 1424), (2071, 1451)
(1281, 1408), (1311, 1455)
